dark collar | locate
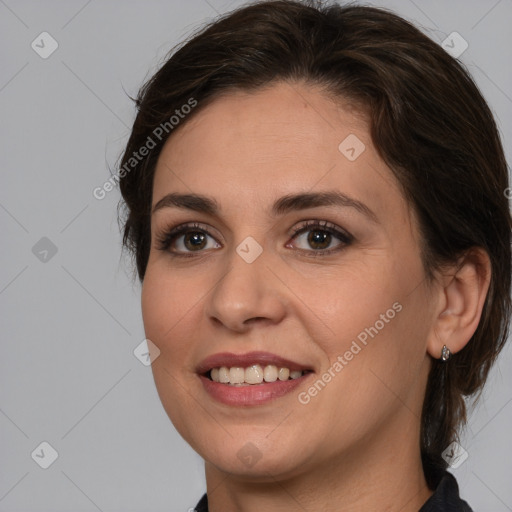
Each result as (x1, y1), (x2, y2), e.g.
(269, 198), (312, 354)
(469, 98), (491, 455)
(419, 471), (473, 511)
(193, 471), (472, 511)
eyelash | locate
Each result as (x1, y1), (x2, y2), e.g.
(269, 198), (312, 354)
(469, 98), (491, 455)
(155, 220), (353, 258)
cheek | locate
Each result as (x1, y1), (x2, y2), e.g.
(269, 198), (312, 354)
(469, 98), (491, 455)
(141, 262), (202, 363)
(304, 250), (428, 397)
(302, 263), (400, 353)
(141, 264), (204, 439)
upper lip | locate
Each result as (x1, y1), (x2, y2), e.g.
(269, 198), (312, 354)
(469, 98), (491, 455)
(196, 351), (313, 375)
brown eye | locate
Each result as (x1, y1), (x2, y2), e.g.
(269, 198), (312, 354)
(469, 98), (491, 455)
(289, 220), (352, 255)
(156, 223), (221, 255)
(306, 230), (332, 250)
(183, 231), (208, 251)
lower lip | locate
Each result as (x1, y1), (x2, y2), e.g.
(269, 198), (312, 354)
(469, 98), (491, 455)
(199, 374), (313, 406)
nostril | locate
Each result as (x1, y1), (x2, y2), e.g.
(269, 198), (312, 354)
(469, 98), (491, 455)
(245, 316), (268, 323)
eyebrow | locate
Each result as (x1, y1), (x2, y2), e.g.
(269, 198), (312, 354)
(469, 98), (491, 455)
(151, 191), (378, 223)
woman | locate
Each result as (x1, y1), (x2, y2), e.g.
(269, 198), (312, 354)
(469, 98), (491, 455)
(117, 1), (511, 510)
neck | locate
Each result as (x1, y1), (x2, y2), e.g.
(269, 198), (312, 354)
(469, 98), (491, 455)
(204, 415), (434, 512)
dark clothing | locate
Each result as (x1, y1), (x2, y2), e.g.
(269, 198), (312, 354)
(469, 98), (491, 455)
(419, 471), (473, 511)
(193, 471), (472, 511)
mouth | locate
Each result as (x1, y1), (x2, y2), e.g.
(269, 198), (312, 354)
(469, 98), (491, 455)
(196, 351), (314, 406)
(203, 365), (312, 385)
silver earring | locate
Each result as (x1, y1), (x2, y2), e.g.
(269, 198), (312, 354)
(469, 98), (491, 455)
(441, 345), (451, 361)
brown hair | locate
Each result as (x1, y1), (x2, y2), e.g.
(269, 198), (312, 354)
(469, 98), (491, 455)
(117, 0), (511, 488)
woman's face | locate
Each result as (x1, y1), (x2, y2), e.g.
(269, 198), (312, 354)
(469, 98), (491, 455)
(142, 81), (436, 480)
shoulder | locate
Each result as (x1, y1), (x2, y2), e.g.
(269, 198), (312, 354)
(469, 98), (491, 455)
(419, 471), (473, 512)
(193, 472), (473, 512)
(193, 493), (208, 512)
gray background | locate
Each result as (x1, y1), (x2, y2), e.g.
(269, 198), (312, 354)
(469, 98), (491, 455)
(1, 1), (511, 510)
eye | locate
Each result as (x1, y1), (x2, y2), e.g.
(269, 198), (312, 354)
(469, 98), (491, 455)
(155, 222), (221, 256)
(156, 219), (353, 258)
(287, 220), (352, 255)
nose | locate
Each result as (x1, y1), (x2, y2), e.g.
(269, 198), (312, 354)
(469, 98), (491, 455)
(204, 246), (287, 333)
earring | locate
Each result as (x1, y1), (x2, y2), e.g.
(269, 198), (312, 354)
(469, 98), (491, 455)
(441, 345), (451, 361)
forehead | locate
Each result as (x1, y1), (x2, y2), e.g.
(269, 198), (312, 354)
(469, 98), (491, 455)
(152, 81), (407, 226)
(156, 82), (365, 171)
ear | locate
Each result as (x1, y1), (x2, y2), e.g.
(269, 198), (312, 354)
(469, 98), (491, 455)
(426, 248), (491, 360)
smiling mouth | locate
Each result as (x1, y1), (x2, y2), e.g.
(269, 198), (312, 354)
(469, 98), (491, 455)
(203, 365), (313, 386)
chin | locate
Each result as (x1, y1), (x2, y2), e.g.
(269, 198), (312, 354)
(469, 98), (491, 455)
(194, 430), (314, 481)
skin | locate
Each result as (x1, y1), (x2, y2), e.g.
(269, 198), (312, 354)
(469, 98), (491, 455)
(141, 81), (491, 512)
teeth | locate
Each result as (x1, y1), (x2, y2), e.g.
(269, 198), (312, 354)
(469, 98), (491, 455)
(229, 367), (245, 384)
(218, 367), (230, 383)
(278, 367), (290, 381)
(263, 365), (278, 382)
(209, 364), (307, 385)
(245, 365), (264, 384)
